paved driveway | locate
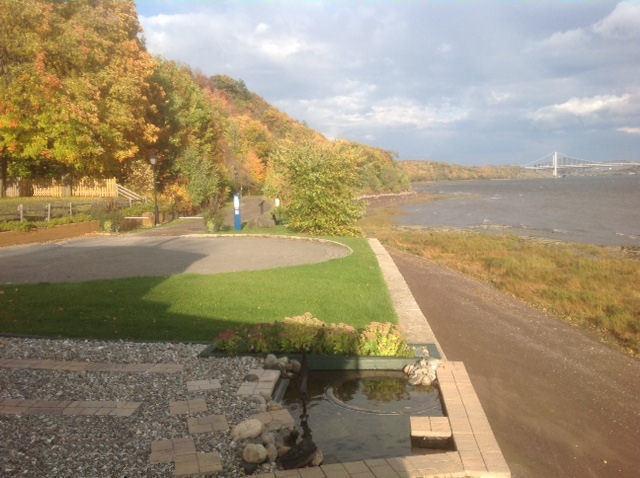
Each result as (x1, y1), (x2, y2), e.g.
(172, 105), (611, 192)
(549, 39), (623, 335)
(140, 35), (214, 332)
(0, 235), (350, 284)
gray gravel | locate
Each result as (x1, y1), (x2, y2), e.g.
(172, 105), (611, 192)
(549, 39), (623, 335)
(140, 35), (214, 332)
(0, 337), (267, 477)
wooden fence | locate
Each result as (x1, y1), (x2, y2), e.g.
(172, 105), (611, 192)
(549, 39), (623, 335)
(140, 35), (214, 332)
(5, 178), (118, 198)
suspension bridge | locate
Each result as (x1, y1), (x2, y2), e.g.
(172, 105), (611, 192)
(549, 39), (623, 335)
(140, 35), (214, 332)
(524, 152), (640, 177)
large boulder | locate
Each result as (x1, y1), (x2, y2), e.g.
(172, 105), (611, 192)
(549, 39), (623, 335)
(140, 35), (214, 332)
(243, 443), (268, 464)
(232, 419), (264, 441)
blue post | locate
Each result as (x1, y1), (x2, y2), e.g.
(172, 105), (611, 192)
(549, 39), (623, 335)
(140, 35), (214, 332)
(233, 193), (242, 231)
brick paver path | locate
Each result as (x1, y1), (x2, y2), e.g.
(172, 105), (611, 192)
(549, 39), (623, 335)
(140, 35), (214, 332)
(187, 414), (229, 434)
(0, 358), (182, 374)
(186, 379), (221, 392)
(169, 399), (208, 416)
(150, 437), (223, 476)
(0, 399), (140, 417)
(236, 368), (280, 397)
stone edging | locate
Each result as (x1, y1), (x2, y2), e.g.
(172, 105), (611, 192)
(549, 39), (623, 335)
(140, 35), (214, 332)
(367, 238), (446, 359)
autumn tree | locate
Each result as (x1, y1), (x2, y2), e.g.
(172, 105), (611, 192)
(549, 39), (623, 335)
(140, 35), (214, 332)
(149, 60), (226, 212)
(0, 0), (158, 194)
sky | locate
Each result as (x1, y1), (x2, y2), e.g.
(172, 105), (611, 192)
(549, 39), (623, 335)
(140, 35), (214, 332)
(136, 0), (640, 165)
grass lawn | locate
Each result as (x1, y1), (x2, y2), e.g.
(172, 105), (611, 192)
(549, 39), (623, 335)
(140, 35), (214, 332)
(0, 237), (396, 342)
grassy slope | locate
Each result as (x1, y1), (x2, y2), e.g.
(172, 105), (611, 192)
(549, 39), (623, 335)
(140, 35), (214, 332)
(360, 199), (640, 355)
(0, 237), (396, 342)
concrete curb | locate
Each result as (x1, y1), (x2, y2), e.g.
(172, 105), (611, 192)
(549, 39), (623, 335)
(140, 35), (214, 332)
(367, 238), (446, 360)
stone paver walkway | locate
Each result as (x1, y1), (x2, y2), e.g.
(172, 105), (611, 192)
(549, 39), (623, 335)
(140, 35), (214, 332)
(186, 379), (221, 392)
(151, 436), (224, 476)
(187, 414), (229, 434)
(169, 399), (208, 416)
(0, 399), (140, 416)
(237, 368), (280, 397)
(0, 357), (182, 374)
(367, 239), (445, 359)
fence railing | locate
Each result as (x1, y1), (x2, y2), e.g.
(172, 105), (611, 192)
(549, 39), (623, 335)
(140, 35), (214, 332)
(5, 178), (119, 198)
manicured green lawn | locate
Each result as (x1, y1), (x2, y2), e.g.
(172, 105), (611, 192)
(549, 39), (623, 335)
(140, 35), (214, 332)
(0, 237), (396, 342)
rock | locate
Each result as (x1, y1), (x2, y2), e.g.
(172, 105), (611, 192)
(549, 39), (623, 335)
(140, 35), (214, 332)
(267, 402), (283, 411)
(408, 374), (423, 386)
(264, 354), (279, 369)
(277, 357), (289, 369)
(403, 363), (415, 375)
(241, 461), (259, 474)
(277, 445), (291, 458)
(289, 359), (301, 373)
(248, 395), (267, 406)
(420, 372), (436, 386)
(244, 373), (259, 382)
(259, 390), (272, 400)
(261, 432), (275, 446)
(243, 443), (268, 464)
(232, 419), (264, 441)
(265, 443), (278, 462)
(311, 448), (324, 466)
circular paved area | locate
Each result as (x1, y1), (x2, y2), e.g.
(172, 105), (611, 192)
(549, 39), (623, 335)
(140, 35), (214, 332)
(0, 235), (350, 284)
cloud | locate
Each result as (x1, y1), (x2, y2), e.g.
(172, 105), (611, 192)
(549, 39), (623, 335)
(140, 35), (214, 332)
(593, 1), (640, 39)
(139, 1), (640, 163)
(618, 127), (640, 135)
(531, 94), (632, 122)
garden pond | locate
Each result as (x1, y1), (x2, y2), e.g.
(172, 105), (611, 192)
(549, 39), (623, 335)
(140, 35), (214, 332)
(282, 370), (444, 464)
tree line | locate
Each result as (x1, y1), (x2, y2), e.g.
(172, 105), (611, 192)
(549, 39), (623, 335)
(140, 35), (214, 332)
(0, 0), (408, 233)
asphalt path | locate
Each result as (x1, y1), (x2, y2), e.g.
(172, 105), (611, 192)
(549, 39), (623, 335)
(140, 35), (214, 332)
(391, 249), (640, 478)
(0, 235), (350, 284)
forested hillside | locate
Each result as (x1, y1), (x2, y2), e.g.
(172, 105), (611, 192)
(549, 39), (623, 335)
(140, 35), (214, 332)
(0, 0), (408, 223)
(401, 160), (542, 182)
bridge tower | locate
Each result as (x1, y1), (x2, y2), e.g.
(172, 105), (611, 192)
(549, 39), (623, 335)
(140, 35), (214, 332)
(552, 151), (558, 177)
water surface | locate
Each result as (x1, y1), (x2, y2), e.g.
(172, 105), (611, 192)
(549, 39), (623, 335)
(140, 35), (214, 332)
(402, 175), (640, 246)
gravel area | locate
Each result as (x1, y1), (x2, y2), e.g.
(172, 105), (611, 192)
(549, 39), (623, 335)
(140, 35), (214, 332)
(0, 337), (265, 477)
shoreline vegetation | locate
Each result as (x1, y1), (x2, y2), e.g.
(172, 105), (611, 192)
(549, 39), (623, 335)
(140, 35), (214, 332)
(361, 195), (640, 356)
(401, 160), (545, 182)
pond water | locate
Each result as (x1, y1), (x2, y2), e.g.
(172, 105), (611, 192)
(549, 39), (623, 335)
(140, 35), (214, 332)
(283, 371), (444, 464)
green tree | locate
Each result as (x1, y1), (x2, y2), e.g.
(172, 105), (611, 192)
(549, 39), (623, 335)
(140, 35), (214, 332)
(269, 140), (363, 235)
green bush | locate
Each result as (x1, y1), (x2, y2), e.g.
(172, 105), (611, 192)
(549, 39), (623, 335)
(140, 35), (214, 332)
(279, 313), (326, 352)
(214, 314), (412, 357)
(268, 141), (363, 236)
(320, 323), (358, 355)
(357, 322), (413, 357)
(0, 214), (94, 232)
(90, 202), (125, 232)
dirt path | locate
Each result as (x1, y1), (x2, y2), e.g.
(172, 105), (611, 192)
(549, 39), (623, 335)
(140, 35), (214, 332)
(390, 249), (640, 478)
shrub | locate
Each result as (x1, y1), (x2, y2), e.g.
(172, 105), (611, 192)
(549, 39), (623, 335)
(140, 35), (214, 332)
(245, 323), (281, 353)
(320, 323), (358, 355)
(279, 313), (325, 352)
(213, 314), (413, 357)
(215, 329), (246, 353)
(357, 322), (413, 357)
(268, 140), (363, 236)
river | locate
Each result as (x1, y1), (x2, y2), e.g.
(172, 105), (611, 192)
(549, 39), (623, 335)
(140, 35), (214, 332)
(400, 174), (640, 246)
